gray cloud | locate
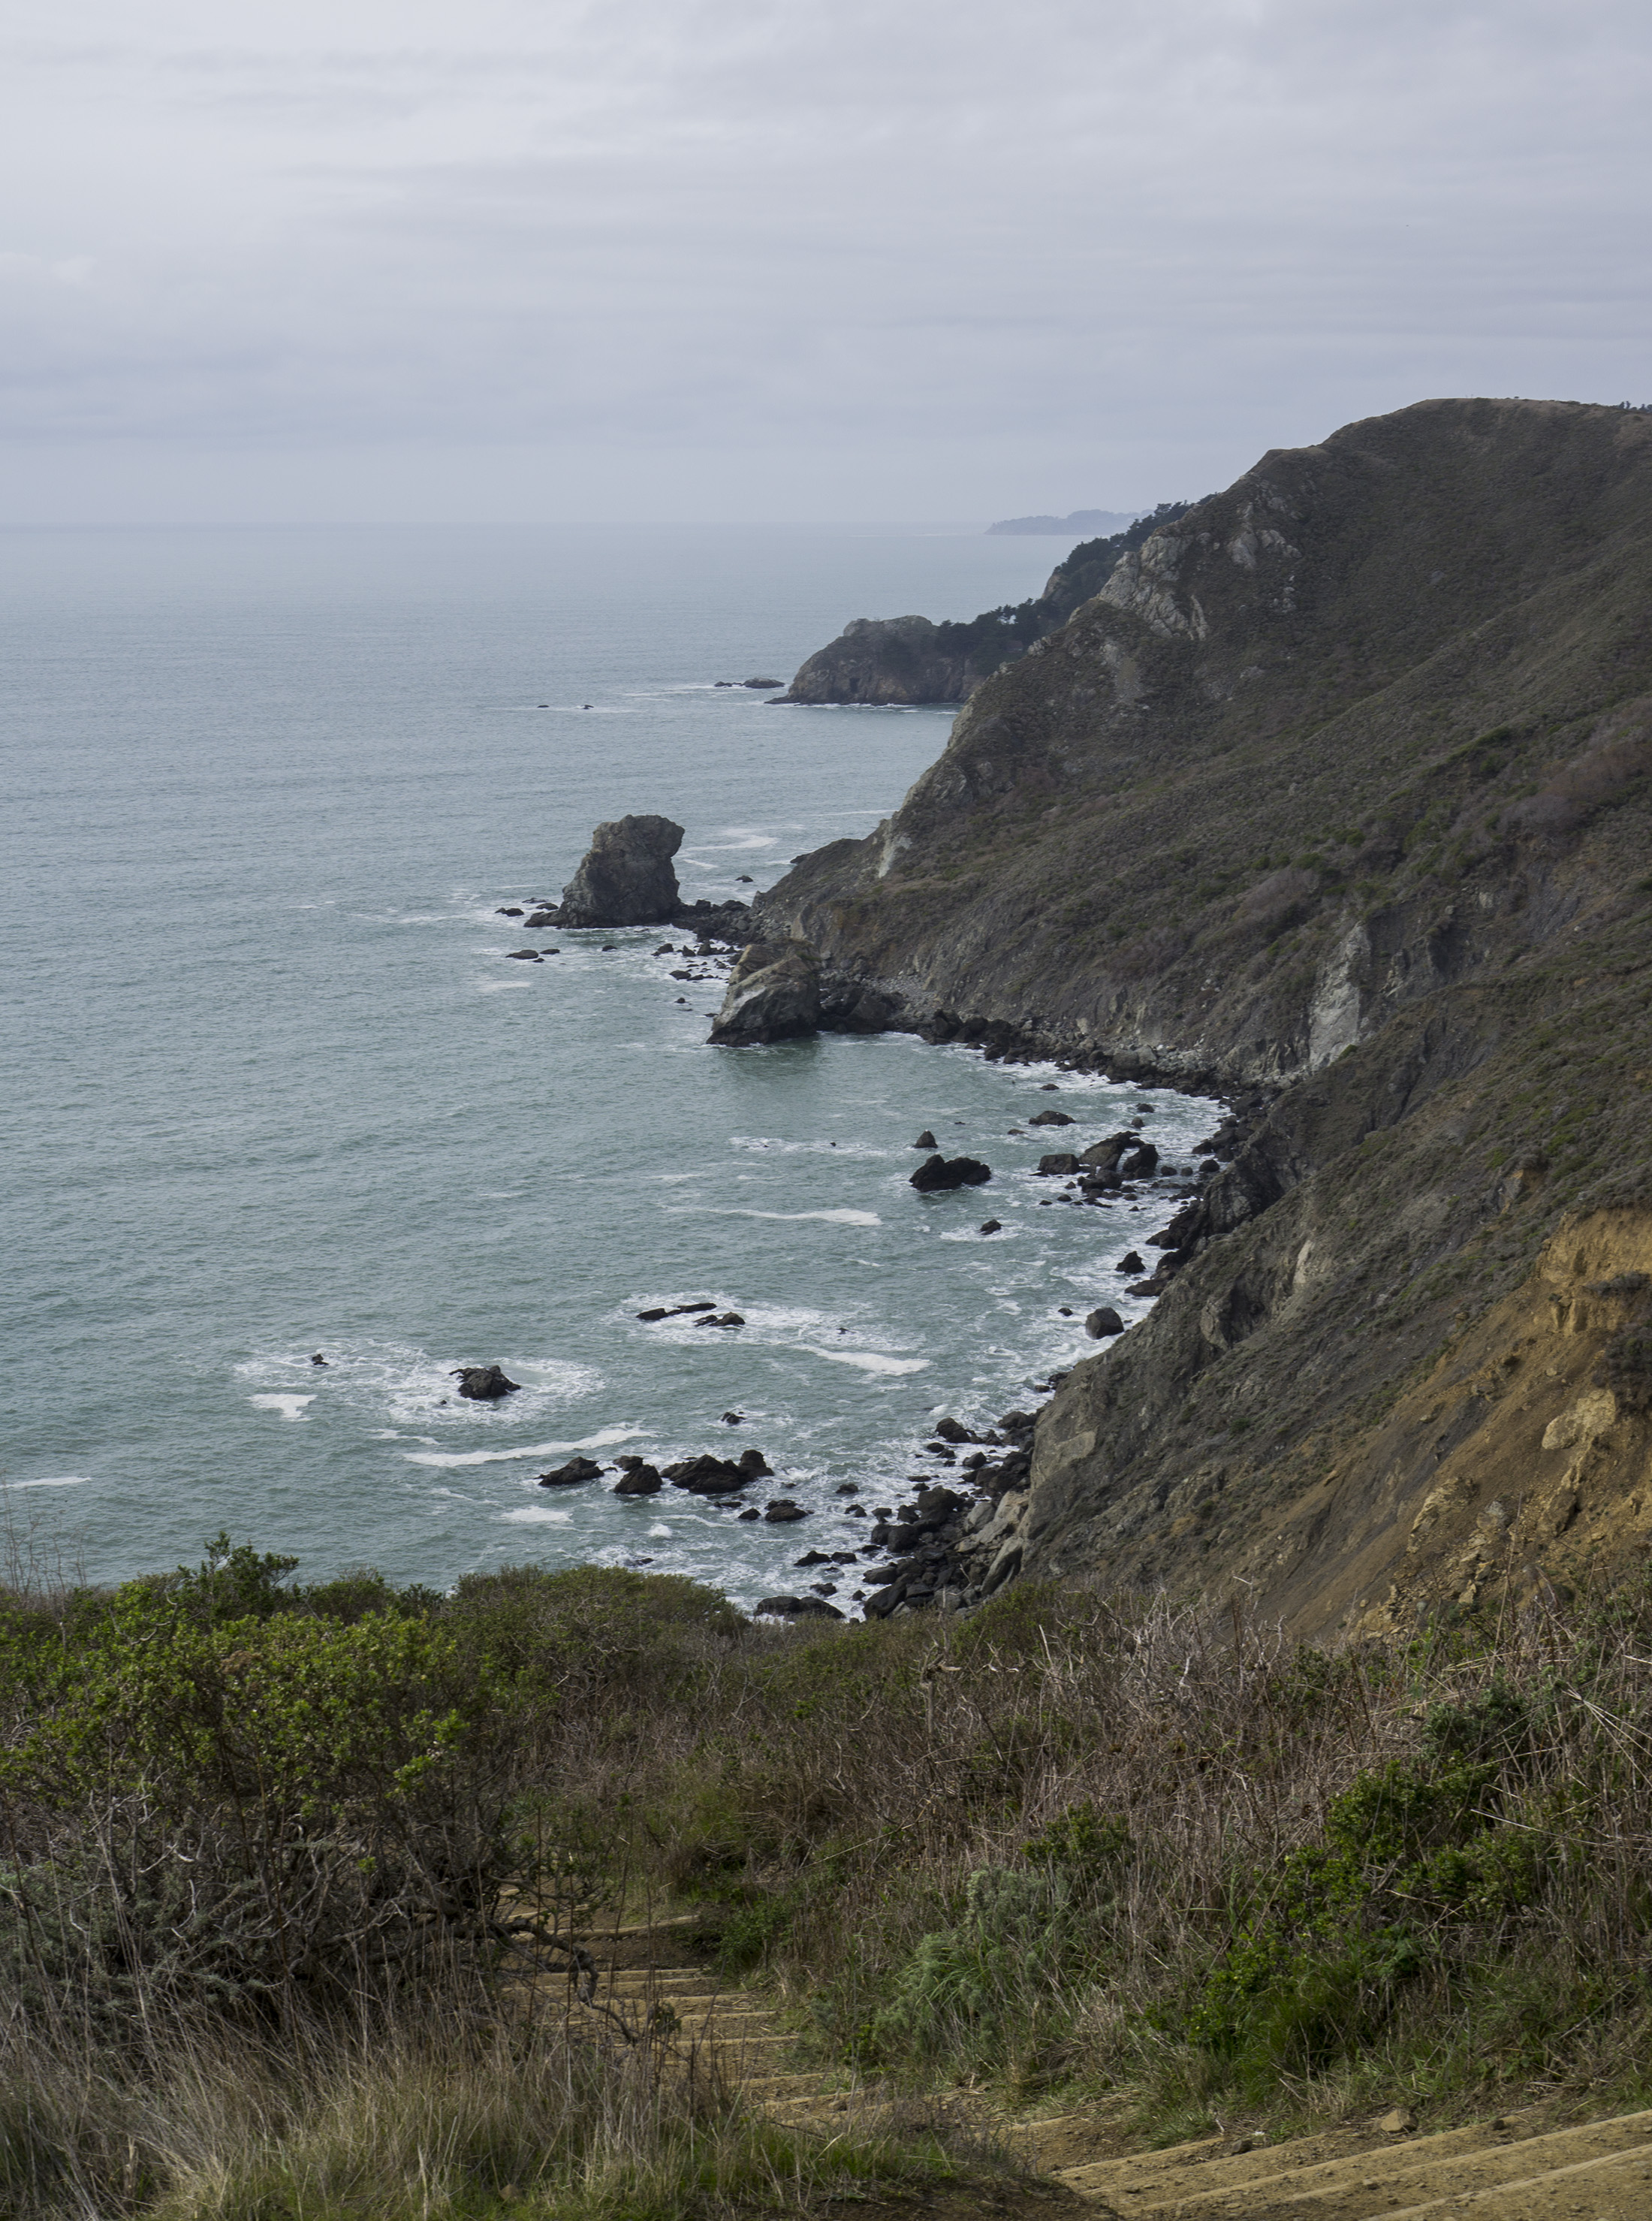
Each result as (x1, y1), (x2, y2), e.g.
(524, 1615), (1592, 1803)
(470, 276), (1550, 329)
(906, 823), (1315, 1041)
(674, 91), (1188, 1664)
(2, 0), (1648, 518)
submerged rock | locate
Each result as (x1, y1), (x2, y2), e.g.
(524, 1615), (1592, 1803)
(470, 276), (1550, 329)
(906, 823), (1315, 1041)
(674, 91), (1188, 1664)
(709, 939), (822, 1045)
(451, 1365), (520, 1401)
(558, 814), (685, 928)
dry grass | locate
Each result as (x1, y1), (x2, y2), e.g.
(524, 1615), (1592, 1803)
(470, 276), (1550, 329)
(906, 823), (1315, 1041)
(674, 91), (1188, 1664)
(8, 1550), (1652, 2211)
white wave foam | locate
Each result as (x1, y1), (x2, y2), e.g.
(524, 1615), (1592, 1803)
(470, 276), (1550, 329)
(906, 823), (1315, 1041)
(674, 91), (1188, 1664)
(671, 1206), (881, 1227)
(647, 1523), (673, 1537)
(237, 1344), (601, 1427)
(727, 1136), (888, 1159)
(402, 1426), (639, 1470)
(250, 1394), (315, 1422)
(501, 1506), (574, 1524)
(800, 1347), (928, 1376)
(12, 1475), (91, 1487)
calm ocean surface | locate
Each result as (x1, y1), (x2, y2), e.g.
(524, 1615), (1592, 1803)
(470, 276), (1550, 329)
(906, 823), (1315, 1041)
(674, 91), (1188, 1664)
(2, 524), (1216, 1607)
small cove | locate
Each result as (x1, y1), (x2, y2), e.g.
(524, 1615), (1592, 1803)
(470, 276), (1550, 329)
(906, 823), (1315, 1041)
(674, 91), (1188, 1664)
(2, 522), (1217, 1607)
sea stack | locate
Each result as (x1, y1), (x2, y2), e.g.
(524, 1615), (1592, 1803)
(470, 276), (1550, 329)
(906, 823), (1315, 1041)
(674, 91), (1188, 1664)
(558, 815), (684, 927)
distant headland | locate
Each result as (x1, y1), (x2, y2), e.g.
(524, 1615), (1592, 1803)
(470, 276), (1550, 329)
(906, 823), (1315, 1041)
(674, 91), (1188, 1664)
(986, 505), (1141, 535)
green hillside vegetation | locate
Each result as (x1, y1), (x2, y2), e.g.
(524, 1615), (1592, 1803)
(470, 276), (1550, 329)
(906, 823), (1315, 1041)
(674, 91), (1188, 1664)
(7, 1541), (1652, 2219)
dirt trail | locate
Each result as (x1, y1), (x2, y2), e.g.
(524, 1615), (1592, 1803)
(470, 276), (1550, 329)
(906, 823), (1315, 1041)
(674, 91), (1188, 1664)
(562, 1921), (1652, 2217)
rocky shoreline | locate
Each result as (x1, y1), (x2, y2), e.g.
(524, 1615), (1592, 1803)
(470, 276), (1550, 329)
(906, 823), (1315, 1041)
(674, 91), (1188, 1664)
(495, 813), (1271, 1625)
(511, 397), (1652, 1646)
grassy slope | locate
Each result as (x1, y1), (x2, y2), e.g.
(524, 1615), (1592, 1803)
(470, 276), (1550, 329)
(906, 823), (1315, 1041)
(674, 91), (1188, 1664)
(758, 398), (1652, 1631)
(10, 1556), (1652, 2216)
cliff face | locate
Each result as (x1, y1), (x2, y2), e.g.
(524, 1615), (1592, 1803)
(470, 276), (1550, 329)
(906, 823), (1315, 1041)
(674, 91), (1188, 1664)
(762, 400), (1652, 1087)
(757, 397), (1652, 1633)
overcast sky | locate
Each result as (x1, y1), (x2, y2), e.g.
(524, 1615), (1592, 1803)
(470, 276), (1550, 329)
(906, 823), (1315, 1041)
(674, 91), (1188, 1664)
(2, 0), (1648, 521)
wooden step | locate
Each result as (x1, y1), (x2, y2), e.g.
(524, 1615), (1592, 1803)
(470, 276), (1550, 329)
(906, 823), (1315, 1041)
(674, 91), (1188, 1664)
(1057, 2108), (1652, 2218)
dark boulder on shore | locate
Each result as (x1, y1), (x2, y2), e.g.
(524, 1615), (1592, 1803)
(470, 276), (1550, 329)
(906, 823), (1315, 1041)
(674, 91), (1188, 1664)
(910, 1154), (992, 1192)
(451, 1365), (520, 1401)
(1084, 1307), (1126, 1338)
(755, 1594), (843, 1619)
(558, 814), (685, 928)
(708, 939), (822, 1045)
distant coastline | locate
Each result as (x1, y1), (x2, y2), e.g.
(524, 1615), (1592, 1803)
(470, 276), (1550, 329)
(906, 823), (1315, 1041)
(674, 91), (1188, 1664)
(986, 505), (1141, 535)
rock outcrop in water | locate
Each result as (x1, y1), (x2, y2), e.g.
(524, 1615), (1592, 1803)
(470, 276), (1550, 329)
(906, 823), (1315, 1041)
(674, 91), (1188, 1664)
(557, 815), (684, 927)
(708, 939), (822, 1045)
(452, 1365), (520, 1401)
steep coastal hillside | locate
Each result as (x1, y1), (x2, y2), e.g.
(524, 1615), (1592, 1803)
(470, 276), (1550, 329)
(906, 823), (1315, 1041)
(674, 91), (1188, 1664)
(778, 502), (1190, 703)
(757, 398), (1652, 1633)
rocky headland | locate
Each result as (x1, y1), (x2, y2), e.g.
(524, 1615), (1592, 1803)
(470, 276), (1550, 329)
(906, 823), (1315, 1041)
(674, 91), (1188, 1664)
(776, 502), (1192, 705)
(739, 398), (1652, 1639)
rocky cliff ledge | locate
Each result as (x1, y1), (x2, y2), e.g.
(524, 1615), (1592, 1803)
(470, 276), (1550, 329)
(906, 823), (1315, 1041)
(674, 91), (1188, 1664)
(752, 397), (1652, 1635)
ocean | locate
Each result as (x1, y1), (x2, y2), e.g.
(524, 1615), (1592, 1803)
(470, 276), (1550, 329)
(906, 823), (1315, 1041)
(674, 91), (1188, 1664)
(2, 522), (1218, 1608)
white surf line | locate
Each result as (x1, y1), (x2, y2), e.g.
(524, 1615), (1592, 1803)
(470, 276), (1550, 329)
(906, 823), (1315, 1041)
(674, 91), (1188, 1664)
(667, 1206), (882, 1226)
(800, 1347), (928, 1375)
(402, 1427), (642, 1470)
(249, 1394), (315, 1421)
